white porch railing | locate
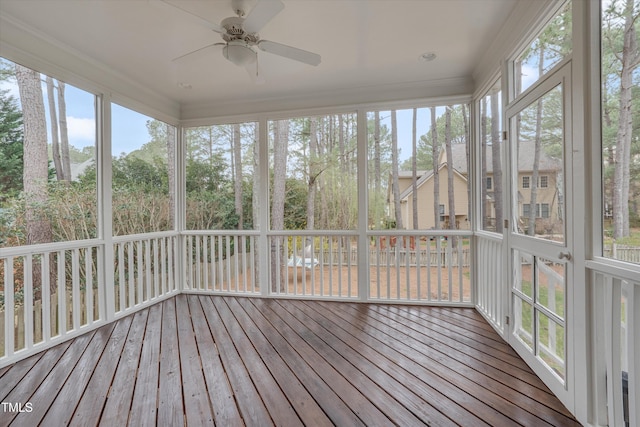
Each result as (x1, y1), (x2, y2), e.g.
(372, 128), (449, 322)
(0, 232), (180, 367)
(588, 261), (639, 427)
(475, 232), (505, 335)
(183, 231), (259, 295)
(112, 232), (180, 315)
(367, 230), (472, 304)
(1, 240), (103, 365)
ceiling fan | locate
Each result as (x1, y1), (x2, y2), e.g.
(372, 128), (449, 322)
(152, 0), (321, 81)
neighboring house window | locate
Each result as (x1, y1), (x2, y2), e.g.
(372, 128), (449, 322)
(539, 175), (548, 188)
(522, 176), (530, 189)
(523, 203), (550, 218)
(439, 204), (445, 222)
(486, 176), (493, 190)
(541, 203), (550, 218)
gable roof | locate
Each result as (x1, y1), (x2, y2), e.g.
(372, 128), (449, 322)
(444, 141), (562, 174)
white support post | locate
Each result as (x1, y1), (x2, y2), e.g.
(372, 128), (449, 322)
(357, 109), (369, 302)
(175, 123), (186, 292)
(258, 117), (270, 296)
(99, 95), (115, 322)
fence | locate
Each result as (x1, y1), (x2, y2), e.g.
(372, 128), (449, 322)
(603, 244), (640, 264)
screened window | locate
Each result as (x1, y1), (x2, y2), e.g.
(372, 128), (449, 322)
(111, 104), (175, 235)
(478, 80), (503, 233)
(367, 104), (469, 231)
(184, 122), (257, 230)
(514, 1), (572, 96)
(522, 176), (530, 189)
(601, 0), (639, 264)
(0, 58), (97, 247)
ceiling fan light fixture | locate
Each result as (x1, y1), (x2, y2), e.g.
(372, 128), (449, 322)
(223, 41), (257, 66)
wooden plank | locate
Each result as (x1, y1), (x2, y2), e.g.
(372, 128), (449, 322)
(284, 299), (471, 426)
(366, 304), (578, 423)
(272, 299), (425, 427)
(249, 298), (391, 426)
(386, 304), (533, 373)
(174, 295), (214, 426)
(157, 298), (185, 427)
(70, 314), (134, 426)
(39, 322), (117, 425)
(223, 296), (333, 427)
(236, 297), (365, 427)
(99, 308), (149, 426)
(317, 301), (521, 425)
(128, 301), (163, 426)
(212, 297), (302, 426)
(198, 295), (273, 425)
(322, 301), (577, 426)
(0, 341), (71, 427)
(0, 351), (44, 402)
(9, 329), (97, 426)
(186, 295), (243, 427)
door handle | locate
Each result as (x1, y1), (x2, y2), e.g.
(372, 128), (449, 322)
(559, 251), (572, 261)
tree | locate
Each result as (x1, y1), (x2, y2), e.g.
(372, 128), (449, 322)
(610, 0), (640, 239)
(271, 120), (288, 291)
(0, 89), (23, 204)
(445, 107), (457, 246)
(491, 90), (503, 233)
(411, 108), (418, 229)
(15, 64), (52, 246)
(431, 107), (441, 229)
(233, 123), (243, 230)
(391, 110), (403, 229)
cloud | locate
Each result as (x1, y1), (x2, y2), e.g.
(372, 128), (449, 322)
(67, 116), (95, 146)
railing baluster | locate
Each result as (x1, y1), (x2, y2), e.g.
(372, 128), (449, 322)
(72, 248), (80, 330)
(153, 238), (159, 298)
(85, 248), (93, 324)
(42, 252), (51, 342)
(5, 257), (15, 357)
(23, 254), (33, 350)
(58, 251), (66, 336)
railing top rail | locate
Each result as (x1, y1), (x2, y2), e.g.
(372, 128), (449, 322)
(474, 230), (504, 242)
(112, 230), (179, 243)
(367, 230), (472, 237)
(0, 239), (103, 257)
(587, 258), (640, 284)
(267, 230), (359, 237)
(182, 230), (260, 237)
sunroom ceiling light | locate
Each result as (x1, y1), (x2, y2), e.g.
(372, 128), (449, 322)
(223, 40), (257, 66)
(419, 52), (437, 62)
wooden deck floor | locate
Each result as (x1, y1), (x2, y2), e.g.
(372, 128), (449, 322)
(0, 295), (580, 426)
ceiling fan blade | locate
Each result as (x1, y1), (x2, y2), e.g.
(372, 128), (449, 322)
(150, 0), (224, 33)
(257, 40), (321, 66)
(172, 43), (224, 62)
(242, 0), (284, 34)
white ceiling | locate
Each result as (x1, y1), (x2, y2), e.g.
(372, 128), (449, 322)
(0, 0), (522, 120)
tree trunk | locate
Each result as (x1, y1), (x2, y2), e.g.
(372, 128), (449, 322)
(528, 47), (545, 236)
(481, 98), (488, 230)
(167, 124), (176, 228)
(491, 90), (503, 233)
(391, 110), (403, 230)
(411, 108), (418, 229)
(46, 76), (63, 181)
(307, 118), (318, 232)
(431, 107), (440, 229)
(271, 120), (288, 292)
(233, 123), (243, 230)
(613, 0), (639, 239)
(57, 81), (71, 181)
(252, 122), (260, 288)
(16, 64), (53, 294)
(445, 108), (456, 248)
